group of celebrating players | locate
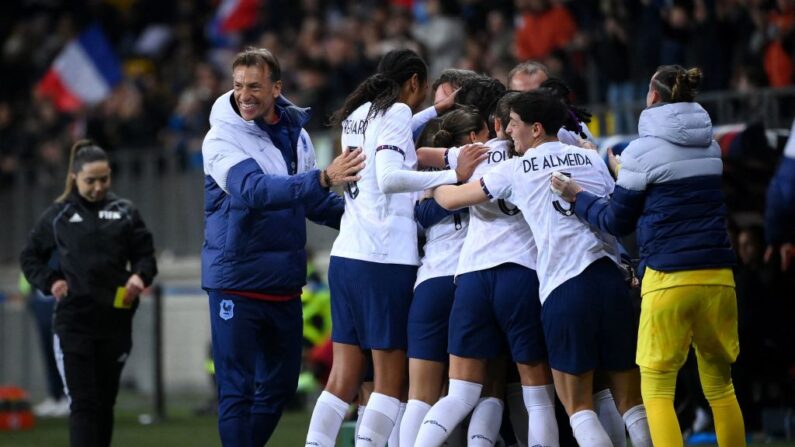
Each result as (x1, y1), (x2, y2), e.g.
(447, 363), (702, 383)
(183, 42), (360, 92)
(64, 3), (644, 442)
(300, 49), (744, 447)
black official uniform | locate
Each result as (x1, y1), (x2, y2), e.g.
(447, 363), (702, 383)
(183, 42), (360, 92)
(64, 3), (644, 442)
(20, 189), (157, 447)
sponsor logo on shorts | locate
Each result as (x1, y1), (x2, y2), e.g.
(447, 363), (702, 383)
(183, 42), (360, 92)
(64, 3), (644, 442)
(305, 442), (320, 446)
(219, 299), (234, 320)
(355, 435), (373, 444)
(422, 419), (448, 433)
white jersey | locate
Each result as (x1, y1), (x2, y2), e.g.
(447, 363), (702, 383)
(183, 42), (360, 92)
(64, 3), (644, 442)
(481, 141), (620, 303)
(448, 138), (537, 276)
(415, 189), (469, 287)
(331, 102), (456, 265)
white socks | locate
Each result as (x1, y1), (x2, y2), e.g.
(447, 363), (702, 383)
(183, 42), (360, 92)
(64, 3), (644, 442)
(399, 399), (431, 447)
(506, 383), (529, 447)
(523, 384), (559, 447)
(593, 389), (626, 447)
(414, 379), (482, 447)
(357, 405), (366, 440)
(468, 397), (504, 446)
(622, 404), (652, 447)
(356, 392), (401, 447)
(570, 409), (612, 447)
(388, 402), (406, 446)
(306, 391), (349, 447)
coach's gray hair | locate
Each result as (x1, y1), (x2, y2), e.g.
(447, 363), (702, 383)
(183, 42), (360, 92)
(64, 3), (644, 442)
(232, 47), (281, 82)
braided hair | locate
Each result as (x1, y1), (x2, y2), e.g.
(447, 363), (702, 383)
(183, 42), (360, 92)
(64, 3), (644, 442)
(330, 49), (428, 126)
(455, 76), (507, 138)
(538, 78), (591, 139)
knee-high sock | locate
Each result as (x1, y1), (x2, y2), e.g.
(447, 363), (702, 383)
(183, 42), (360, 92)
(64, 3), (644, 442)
(357, 405), (366, 441)
(399, 400), (431, 447)
(523, 384), (559, 447)
(593, 389), (626, 447)
(506, 383), (528, 447)
(413, 379), (482, 447)
(640, 366), (682, 447)
(356, 392), (401, 447)
(387, 402), (406, 446)
(467, 397), (504, 446)
(622, 404), (652, 447)
(699, 358), (746, 447)
(306, 391), (349, 447)
(569, 409), (612, 447)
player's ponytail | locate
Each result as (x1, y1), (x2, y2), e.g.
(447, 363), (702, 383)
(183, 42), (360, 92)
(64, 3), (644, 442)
(56, 140), (108, 202)
(652, 65), (702, 103)
(432, 106), (486, 148)
(330, 49), (427, 126)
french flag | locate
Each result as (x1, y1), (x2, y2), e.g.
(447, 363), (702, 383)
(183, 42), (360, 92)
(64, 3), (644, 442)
(36, 25), (122, 113)
(216, 0), (260, 34)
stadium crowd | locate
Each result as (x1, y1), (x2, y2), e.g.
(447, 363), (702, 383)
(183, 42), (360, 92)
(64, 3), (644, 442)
(2, 0), (795, 184)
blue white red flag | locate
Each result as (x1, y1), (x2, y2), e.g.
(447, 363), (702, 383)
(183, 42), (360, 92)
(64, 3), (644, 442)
(36, 25), (122, 112)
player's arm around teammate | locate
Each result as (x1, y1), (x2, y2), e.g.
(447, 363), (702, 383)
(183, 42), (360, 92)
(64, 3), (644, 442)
(553, 66), (745, 447)
(304, 50), (485, 447)
(431, 92), (652, 447)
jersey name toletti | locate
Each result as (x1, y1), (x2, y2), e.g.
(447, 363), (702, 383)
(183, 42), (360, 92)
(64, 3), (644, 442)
(481, 141), (620, 303)
(447, 138), (537, 276)
(331, 102), (421, 266)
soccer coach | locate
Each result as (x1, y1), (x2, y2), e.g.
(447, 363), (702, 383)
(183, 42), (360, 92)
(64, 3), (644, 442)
(201, 47), (364, 446)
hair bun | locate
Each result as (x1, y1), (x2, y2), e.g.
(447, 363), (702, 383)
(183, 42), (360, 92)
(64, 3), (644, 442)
(432, 129), (454, 148)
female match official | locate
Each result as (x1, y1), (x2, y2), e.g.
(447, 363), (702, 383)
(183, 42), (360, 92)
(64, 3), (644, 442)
(20, 139), (157, 447)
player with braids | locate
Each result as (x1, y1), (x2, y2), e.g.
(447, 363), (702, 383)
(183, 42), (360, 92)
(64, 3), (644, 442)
(538, 77), (594, 144)
(552, 65), (746, 446)
(305, 50), (485, 447)
(455, 76), (508, 138)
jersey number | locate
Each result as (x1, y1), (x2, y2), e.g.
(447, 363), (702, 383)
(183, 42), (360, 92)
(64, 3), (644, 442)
(498, 199), (520, 216)
(345, 146), (360, 199)
(552, 171), (573, 216)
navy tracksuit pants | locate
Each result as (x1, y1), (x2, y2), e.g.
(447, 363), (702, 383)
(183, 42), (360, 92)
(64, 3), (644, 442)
(209, 290), (303, 447)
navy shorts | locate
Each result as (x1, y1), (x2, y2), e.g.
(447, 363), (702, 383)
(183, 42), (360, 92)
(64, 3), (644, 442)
(408, 275), (456, 362)
(542, 257), (637, 375)
(449, 263), (546, 363)
(329, 256), (417, 350)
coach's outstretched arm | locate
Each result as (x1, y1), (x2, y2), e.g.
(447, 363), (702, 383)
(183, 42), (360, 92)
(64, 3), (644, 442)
(552, 146), (646, 237)
(205, 140), (363, 211)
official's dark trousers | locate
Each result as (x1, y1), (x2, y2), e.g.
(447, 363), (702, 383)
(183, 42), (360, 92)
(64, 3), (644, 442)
(55, 329), (131, 447)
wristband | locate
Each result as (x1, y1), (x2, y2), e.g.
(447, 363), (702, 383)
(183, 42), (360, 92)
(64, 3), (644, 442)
(321, 169), (331, 188)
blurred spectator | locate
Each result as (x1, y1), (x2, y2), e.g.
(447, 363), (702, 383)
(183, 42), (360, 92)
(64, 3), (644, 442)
(0, 0), (794, 181)
(513, 0), (577, 61)
(412, 0), (465, 80)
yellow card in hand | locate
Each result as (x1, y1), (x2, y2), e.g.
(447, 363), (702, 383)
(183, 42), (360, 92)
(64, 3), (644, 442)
(113, 287), (131, 309)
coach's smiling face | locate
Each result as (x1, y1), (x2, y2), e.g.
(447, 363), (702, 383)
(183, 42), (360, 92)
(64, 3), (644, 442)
(233, 64), (282, 123)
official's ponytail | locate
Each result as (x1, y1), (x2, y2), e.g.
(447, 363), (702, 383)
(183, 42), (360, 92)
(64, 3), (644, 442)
(56, 140), (108, 202)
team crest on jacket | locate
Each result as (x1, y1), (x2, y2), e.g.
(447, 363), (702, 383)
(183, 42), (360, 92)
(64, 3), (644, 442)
(220, 299), (234, 320)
